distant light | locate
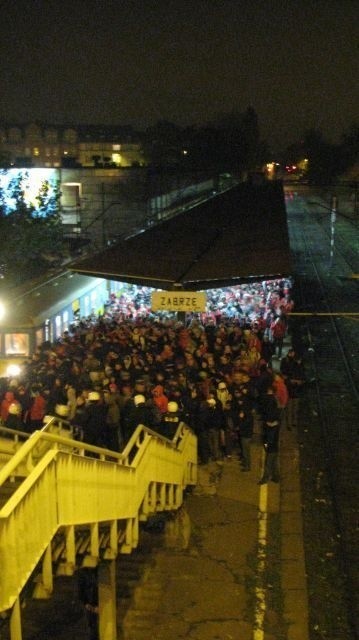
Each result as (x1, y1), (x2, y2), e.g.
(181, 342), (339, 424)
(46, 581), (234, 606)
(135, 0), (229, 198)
(7, 364), (21, 377)
(182, 149), (188, 155)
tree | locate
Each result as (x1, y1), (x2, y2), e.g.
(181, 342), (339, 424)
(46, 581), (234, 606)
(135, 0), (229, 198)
(0, 171), (64, 285)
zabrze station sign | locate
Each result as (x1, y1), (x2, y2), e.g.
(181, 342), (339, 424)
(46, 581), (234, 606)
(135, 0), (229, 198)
(151, 291), (206, 312)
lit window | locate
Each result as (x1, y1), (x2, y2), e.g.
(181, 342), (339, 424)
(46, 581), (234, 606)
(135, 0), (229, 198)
(63, 310), (69, 331)
(33, 147), (40, 156)
(5, 333), (29, 356)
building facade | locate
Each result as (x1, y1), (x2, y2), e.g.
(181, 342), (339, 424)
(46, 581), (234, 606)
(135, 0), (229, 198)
(0, 122), (146, 169)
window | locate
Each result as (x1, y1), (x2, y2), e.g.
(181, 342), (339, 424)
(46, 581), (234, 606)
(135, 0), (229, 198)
(63, 310), (69, 331)
(61, 183), (81, 208)
(55, 315), (62, 339)
(4, 333), (30, 356)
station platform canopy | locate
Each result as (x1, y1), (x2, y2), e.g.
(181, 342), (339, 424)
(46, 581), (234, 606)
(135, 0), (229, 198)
(70, 181), (292, 291)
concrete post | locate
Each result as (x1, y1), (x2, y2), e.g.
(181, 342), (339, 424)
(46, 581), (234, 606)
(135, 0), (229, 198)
(98, 560), (117, 640)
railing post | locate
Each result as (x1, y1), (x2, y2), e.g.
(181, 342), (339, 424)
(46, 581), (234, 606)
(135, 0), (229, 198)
(150, 481), (157, 509)
(33, 543), (53, 599)
(104, 520), (118, 559)
(175, 484), (183, 508)
(167, 484), (174, 509)
(9, 596), (22, 640)
(158, 483), (166, 510)
(57, 525), (76, 575)
(91, 523), (99, 558)
(121, 516), (139, 553)
(139, 486), (150, 521)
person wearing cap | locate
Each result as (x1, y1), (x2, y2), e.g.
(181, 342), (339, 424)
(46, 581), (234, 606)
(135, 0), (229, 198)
(159, 401), (183, 439)
(120, 394), (155, 445)
(4, 402), (25, 433)
(82, 391), (108, 451)
(198, 395), (226, 462)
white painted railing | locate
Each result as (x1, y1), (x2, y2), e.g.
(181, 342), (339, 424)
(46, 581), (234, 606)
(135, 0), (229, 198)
(0, 422), (197, 613)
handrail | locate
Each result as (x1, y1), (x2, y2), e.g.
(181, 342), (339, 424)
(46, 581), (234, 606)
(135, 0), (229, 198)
(0, 420), (197, 613)
(0, 426), (29, 440)
(0, 418), (188, 488)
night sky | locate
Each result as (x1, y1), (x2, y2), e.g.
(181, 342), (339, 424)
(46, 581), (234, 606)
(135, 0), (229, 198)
(0, 0), (357, 153)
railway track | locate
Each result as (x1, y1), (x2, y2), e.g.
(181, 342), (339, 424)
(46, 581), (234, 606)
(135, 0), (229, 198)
(286, 193), (359, 639)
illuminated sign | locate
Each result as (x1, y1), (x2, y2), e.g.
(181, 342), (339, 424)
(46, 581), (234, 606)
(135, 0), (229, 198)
(151, 291), (206, 312)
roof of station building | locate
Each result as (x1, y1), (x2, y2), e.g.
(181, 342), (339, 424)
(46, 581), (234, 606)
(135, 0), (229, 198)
(70, 180), (292, 290)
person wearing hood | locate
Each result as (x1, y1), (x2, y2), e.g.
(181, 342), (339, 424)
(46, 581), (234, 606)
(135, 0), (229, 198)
(28, 387), (47, 433)
(151, 384), (168, 415)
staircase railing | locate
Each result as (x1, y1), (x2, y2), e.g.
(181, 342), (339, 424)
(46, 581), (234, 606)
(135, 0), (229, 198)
(0, 422), (197, 613)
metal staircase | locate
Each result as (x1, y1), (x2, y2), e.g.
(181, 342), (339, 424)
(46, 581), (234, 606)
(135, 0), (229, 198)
(0, 419), (197, 639)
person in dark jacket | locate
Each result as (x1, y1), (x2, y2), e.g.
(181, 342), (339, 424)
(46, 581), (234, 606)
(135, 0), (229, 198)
(159, 401), (183, 439)
(237, 407), (254, 471)
(82, 391), (108, 450)
(280, 348), (306, 429)
(4, 402), (26, 434)
(258, 385), (281, 484)
(120, 394), (155, 444)
(198, 396), (226, 461)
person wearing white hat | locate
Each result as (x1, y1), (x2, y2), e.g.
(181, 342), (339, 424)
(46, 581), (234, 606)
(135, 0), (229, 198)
(82, 391), (107, 451)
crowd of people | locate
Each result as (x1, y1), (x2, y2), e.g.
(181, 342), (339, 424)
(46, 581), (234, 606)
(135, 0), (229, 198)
(0, 278), (306, 482)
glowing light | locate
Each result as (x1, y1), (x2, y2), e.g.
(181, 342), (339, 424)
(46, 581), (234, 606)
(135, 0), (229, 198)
(6, 364), (21, 377)
(112, 153), (122, 165)
(0, 302), (5, 320)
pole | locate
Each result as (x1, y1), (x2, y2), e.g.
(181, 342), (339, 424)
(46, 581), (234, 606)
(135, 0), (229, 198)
(329, 195), (337, 270)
